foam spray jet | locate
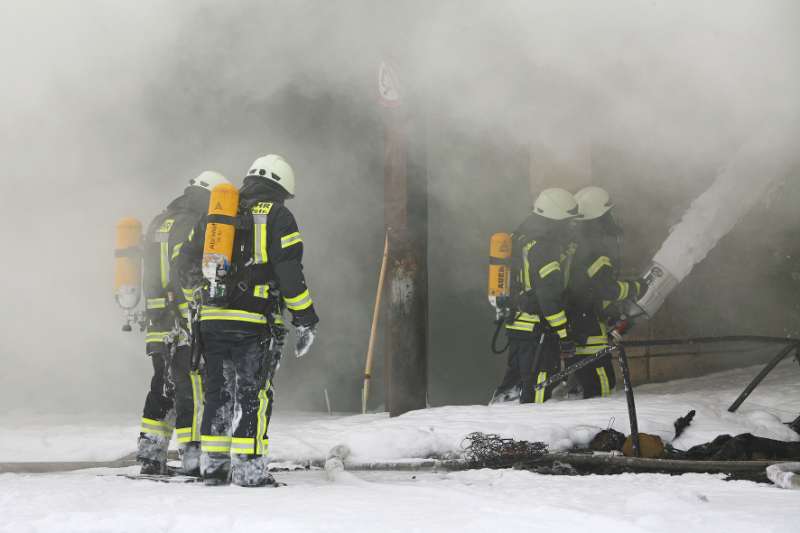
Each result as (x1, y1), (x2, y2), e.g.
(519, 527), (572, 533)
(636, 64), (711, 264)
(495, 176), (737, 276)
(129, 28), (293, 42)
(628, 121), (799, 323)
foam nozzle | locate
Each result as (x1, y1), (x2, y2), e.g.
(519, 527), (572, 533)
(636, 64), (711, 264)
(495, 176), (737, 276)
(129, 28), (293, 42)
(626, 262), (679, 319)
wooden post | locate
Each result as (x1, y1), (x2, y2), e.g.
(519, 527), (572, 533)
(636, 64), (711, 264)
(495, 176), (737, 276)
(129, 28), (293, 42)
(379, 61), (428, 417)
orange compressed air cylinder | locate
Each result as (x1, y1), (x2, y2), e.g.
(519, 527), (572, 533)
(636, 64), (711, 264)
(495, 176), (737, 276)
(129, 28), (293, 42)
(114, 217), (142, 309)
(202, 182), (239, 281)
(488, 232), (512, 304)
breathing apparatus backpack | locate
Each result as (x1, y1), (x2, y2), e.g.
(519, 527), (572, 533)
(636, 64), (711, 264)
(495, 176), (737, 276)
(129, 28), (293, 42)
(201, 183), (239, 304)
(488, 230), (535, 353)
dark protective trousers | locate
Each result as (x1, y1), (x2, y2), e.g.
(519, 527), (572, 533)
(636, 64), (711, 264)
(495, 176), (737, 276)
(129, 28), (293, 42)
(567, 355), (616, 399)
(570, 311), (617, 399)
(508, 332), (560, 404)
(200, 327), (275, 460)
(139, 344), (198, 460)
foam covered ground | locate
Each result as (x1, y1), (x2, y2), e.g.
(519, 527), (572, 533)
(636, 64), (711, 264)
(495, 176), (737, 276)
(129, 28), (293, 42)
(2, 361), (797, 463)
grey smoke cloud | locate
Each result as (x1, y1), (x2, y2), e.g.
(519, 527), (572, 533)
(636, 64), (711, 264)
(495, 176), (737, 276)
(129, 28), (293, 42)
(1, 0), (798, 413)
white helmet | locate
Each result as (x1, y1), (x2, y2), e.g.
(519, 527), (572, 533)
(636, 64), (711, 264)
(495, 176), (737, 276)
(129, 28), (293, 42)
(533, 188), (579, 220)
(245, 154), (296, 197)
(188, 170), (229, 192)
(575, 186), (613, 220)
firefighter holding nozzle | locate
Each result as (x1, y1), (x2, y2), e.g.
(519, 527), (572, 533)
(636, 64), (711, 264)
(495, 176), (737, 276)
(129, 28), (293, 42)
(174, 154), (319, 486)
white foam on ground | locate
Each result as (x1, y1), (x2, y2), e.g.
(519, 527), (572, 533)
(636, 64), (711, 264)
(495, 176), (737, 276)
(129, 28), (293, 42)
(2, 361), (798, 464)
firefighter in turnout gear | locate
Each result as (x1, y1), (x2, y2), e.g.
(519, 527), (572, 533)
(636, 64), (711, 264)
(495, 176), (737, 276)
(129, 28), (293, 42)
(174, 154), (319, 487)
(495, 188), (579, 404)
(566, 186), (644, 398)
(137, 171), (230, 475)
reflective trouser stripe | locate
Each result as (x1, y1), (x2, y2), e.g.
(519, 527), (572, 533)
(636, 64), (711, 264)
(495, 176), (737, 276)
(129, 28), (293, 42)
(253, 215), (268, 264)
(146, 331), (169, 344)
(176, 427), (193, 444)
(253, 284), (270, 299)
(587, 256), (612, 278)
(284, 290), (313, 311)
(596, 367), (611, 396)
(230, 437), (270, 456)
(200, 307), (268, 324)
(281, 231), (302, 249)
(141, 417), (173, 437)
(189, 370), (204, 442)
(201, 435), (232, 454)
(146, 298), (166, 310)
(255, 386), (270, 455)
(534, 372), (547, 404)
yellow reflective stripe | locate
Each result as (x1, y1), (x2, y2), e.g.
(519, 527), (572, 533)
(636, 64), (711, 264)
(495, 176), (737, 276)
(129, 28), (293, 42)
(176, 427), (193, 444)
(141, 418), (173, 436)
(200, 307), (267, 324)
(253, 284), (271, 299)
(617, 281), (630, 301)
(146, 298), (166, 309)
(256, 387), (270, 455)
(535, 372), (547, 403)
(201, 435), (232, 453)
(556, 328), (568, 339)
(587, 256), (612, 279)
(576, 344), (609, 355)
(545, 310), (567, 327)
(522, 241), (536, 290)
(538, 261), (560, 279)
(146, 331), (169, 343)
(171, 242), (184, 261)
(505, 322), (535, 332)
(189, 370), (204, 442)
(284, 290), (313, 311)
(505, 312), (540, 332)
(229, 437), (270, 456)
(281, 231), (302, 249)
(160, 241), (170, 289)
(178, 302), (189, 319)
(253, 215), (268, 264)
(596, 367), (611, 397)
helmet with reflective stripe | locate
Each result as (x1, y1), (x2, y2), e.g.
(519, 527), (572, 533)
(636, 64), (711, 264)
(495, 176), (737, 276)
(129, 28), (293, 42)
(532, 188), (579, 220)
(245, 154), (296, 197)
(575, 186), (614, 220)
(188, 171), (229, 192)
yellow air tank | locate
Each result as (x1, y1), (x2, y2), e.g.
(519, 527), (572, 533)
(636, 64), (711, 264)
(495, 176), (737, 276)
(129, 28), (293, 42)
(202, 182), (239, 284)
(114, 217), (142, 310)
(488, 232), (512, 306)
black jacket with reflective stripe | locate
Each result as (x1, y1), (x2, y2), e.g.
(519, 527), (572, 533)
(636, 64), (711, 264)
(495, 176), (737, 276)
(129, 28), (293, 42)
(510, 213), (570, 335)
(174, 189), (318, 328)
(567, 216), (629, 311)
(143, 195), (205, 335)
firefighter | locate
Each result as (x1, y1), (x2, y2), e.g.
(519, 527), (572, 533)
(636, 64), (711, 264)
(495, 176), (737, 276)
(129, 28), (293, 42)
(174, 154), (318, 487)
(496, 188), (579, 404)
(137, 171), (230, 475)
(566, 186), (644, 398)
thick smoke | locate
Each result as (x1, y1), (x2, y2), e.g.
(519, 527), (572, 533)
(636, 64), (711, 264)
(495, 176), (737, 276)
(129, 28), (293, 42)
(0, 0), (797, 414)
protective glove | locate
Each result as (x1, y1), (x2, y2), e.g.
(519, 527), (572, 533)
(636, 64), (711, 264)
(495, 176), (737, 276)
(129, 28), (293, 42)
(295, 324), (317, 358)
(559, 339), (576, 359)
